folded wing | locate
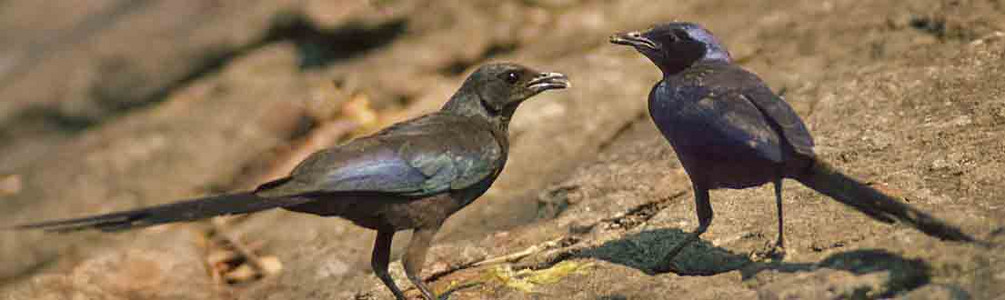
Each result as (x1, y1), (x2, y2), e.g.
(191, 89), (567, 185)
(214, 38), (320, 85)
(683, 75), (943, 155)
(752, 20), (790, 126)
(259, 113), (504, 198)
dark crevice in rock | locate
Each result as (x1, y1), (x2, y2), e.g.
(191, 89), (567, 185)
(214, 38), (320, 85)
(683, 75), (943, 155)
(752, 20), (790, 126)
(908, 15), (982, 41)
(438, 43), (518, 76)
(117, 13), (406, 122)
(596, 110), (649, 153)
(536, 185), (580, 220)
(0, 0), (152, 89)
(207, 113), (319, 194)
(989, 226), (1005, 238)
(99, 47), (236, 123)
(13, 107), (100, 133)
(265, 14), (407, 70)
(910, 16), (949, 38)
(13, 44), (241, 135)
(0, 250), (64, 286)
(522, 249), (577, 271)
(598, 192), (687, 232)
(17, 13), (407, 135)
(392, 94), (414, 108)
(809, 235), (866, 252)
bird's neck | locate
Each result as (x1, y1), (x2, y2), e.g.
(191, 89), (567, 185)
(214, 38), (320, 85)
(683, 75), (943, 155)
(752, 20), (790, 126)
(651, 45), (731, 77)
(662, 57), (730, 78)
(442, 92), (512, 132)
(702, 45), (732, 63)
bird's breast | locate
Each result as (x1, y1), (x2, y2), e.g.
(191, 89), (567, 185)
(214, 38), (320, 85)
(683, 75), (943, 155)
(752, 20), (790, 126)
(648, 81), (703, 135)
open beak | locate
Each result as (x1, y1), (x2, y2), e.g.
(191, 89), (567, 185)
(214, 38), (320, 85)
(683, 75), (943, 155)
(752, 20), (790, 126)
(610, 31), (658, 50)
(527, 72), (570, 92)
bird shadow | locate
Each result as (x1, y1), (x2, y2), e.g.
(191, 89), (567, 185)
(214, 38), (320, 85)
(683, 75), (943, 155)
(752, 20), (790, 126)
(576, 228), (932, 293)
(577, 228), (761, 276)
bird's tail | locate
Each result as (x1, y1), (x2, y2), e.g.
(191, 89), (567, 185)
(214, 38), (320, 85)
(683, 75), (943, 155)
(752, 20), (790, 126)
(795, 159), (976, 243)
(9, 192), (311, 233)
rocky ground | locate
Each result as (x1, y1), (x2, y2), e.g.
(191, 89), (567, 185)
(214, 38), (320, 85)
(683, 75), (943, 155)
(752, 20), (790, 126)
(2, 0), (1004, 299)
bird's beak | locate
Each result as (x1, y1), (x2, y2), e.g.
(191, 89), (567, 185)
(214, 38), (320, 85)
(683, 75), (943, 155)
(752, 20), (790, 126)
(527, 72), (570, 92)
(610, 31), (658, 50)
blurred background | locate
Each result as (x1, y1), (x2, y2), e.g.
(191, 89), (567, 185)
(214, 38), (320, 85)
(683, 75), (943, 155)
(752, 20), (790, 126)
(1, 0), (1004, 299)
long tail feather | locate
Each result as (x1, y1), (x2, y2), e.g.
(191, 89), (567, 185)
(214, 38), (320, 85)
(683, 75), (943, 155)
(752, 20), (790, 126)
(796, 159), (976, 243)
(9, 192), (310, 233)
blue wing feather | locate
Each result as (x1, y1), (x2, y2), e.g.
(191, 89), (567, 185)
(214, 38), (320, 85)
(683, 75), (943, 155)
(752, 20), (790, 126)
(265, 114), (504, 198)
(649, 63), (815, 163)
(318, 150), (434, 194)
(651, 83), (784, 162)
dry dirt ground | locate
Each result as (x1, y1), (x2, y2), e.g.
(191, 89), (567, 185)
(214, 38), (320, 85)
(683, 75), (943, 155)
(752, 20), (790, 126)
(1, 0), (1004, 299)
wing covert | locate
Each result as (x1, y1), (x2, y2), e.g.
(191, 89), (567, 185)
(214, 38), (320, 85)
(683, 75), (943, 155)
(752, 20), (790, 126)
(655, 83), (785, 162)
(740, 85), (815, 157)
(262, 114), (504, 198)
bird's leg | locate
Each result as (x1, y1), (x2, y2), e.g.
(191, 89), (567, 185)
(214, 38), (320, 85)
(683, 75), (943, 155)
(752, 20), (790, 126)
(769, 178), (787, 258)
(404, 225), (441, 300)
(372, 229), (407, 300)
(660, 185), (713, 270)
(773, 179), (784, 248)
(751, 178), (788, 261)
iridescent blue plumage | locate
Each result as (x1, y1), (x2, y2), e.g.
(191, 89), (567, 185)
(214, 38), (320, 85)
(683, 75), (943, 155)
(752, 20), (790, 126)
(274, 113), (505, 198)
(612, 22), (976, 272)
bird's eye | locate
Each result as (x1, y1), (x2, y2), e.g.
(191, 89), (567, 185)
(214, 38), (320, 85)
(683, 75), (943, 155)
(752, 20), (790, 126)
(503, 71), (520, 84)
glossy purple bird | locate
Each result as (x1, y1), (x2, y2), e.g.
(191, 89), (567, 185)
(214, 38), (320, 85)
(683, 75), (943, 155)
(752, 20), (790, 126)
(611, 22), (976, 269)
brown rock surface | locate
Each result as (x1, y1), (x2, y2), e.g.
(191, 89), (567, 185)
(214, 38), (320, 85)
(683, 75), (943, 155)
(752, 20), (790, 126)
(1, 0), (1003, 299)
(0, 42), (312, 284)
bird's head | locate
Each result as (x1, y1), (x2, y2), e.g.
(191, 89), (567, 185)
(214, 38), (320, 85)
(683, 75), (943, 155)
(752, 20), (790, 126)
(610, 22), (731, 75)
(443, 63), (570, 125)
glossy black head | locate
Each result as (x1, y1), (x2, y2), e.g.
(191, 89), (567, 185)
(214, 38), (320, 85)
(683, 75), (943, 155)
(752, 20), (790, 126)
(443, 63), (570, 123)
(610, 22), (731, 75)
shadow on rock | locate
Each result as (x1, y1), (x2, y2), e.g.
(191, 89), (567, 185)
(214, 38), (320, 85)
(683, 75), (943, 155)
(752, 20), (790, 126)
(577, 229), (933, 297)
(747, 248), (932, 298)
(577, 228), (761, 276)
(749, 250), (937, 299)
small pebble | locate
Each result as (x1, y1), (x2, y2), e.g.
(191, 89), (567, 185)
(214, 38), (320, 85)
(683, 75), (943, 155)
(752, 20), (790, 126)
(259, 256), (284, 275)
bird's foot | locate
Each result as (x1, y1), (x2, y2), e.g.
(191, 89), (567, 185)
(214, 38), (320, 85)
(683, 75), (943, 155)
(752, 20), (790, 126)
(750, 240), (786, 262)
